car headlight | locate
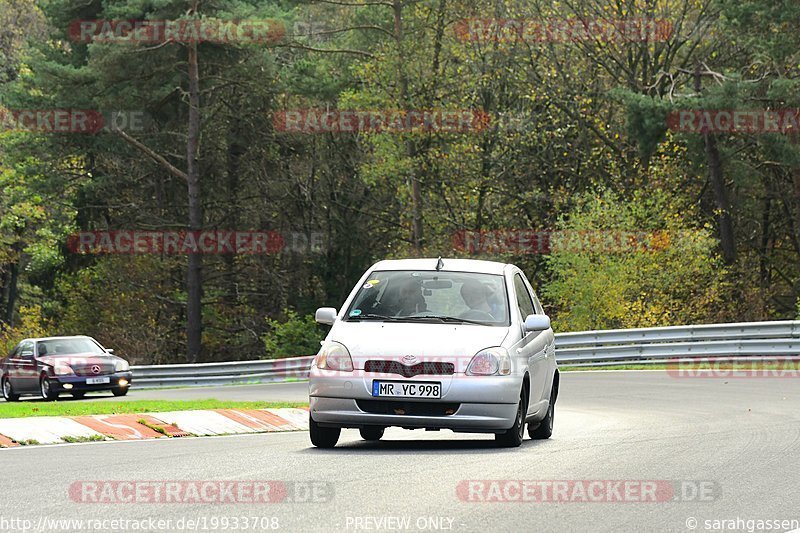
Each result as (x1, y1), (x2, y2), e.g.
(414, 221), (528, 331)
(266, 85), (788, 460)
(466, 347), (511, 376)
(114, 359), (130, 372)
(54, 364), (75, 376)
(315, 341), (354, 372)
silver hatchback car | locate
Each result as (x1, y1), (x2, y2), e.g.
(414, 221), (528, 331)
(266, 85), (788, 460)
(309, 258), (558, 448)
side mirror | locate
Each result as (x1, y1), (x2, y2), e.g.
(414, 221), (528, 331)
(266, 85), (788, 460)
(315, 308), (338, 326)
(20, 351), (34, 358)
(106, 348), (115, 354)
(523, 314), (551, 333)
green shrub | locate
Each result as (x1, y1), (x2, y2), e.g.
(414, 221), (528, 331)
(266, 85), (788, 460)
(0, 305), (51, 354)
(543, 189), (732, 331)
(263, 310), (324, 359)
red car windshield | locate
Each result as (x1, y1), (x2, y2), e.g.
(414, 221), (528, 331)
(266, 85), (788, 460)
(37, 339), (104, 356)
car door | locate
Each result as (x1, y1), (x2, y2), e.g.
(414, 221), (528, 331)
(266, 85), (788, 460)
(13, 341), (37, 392)
(527, 284), (557, 400)
(510, 273), (549, 417)
(4, 343), (22, 389)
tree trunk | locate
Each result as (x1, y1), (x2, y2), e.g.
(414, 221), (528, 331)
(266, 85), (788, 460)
(793, 166), (800, 254)
(393, 0), (423, 253)
(695, 67), (736, 264)
(759, 195), (771, 292)
(704, 132), (736, 263)
(186, 38), (203, 363)
(225, 119), (245, 302)
(4, 260), (19, 327)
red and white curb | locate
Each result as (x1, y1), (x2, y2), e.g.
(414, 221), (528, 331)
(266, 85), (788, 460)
(0, 408), (309, 447)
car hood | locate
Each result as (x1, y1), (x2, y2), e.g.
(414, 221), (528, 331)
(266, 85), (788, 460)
(327, 321), (510, 371)
(38, 353), (119, 366)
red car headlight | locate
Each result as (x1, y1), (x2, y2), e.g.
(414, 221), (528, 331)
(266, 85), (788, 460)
(54, 364), (75, 376)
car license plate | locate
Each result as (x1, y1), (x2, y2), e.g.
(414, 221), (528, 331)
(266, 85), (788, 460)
(372, 381), (441, 399)
(86, 377), (110, 385)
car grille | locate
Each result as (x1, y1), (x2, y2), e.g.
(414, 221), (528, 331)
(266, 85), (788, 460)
(356, 400), (460, 417)
(364, 360), (455, 378)
(72, 362), (114, 376)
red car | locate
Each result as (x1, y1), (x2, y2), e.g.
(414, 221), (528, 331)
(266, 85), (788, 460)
(1, 336), (132, 401)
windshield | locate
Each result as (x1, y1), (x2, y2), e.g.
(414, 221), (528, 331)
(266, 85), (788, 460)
(345, 270), (509, 326)
(36, 338), (105, 356)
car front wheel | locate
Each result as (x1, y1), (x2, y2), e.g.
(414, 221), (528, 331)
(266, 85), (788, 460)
(112, 387), (129, 397)
(2, 377), (20, 402)
(495, 388), (527, 448)
(309, 414), (340, 448)
(40, 375), (59, 401)
(529, 386), (555, 440)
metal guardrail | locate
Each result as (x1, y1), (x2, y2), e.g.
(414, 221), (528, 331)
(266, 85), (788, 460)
(131, 321), (800, 388)
(132, 357), (315, 388)
(555, 321), (800, 347)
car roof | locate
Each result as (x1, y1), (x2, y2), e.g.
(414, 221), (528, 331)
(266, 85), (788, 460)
(23, 336), (96, 343)
(369, 258), (511, 275)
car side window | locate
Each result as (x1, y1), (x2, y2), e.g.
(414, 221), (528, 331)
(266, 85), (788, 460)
(19, 341), (34, 357)
(513, 274), (535, 320)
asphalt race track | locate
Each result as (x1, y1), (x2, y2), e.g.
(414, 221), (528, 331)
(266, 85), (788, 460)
(2, 372), (798, 532)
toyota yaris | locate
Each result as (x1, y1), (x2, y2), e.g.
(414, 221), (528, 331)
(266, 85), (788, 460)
(309, 258), (558, 448)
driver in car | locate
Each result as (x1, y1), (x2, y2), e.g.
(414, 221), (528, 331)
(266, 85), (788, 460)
(397, 279), (427, 315)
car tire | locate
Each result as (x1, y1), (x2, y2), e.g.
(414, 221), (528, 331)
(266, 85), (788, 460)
(40, 375), (59, 401)
(309, 414), (340, 448)
(112, 387), (129, 397)
(495, 388), (527, 448)
(359, 427), (385, 441)
(71, 391), (87, 399)
(529, 386), (555, 440)
(2, 377), (20, 402)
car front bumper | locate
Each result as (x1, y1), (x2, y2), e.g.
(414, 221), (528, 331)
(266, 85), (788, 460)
(309, 368), (522, 432)
(52, 372), (133, 392)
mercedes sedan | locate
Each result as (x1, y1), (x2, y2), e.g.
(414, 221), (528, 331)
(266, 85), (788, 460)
(309, 258), (559, 448)
(1, 336), (132, 401)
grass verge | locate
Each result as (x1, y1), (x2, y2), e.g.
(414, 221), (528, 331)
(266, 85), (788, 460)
(61, 434), (106, 443)
(0, 399), (308, 419)
(561, 364), (671, 372)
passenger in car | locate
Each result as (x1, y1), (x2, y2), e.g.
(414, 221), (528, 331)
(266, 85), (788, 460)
(486, 287), (506, 321)
(460, 280), (494, 317)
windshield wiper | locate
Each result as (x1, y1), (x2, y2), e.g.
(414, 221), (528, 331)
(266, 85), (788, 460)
(348, 314), (404, 321)
(399, 315), (492, 326)
(349, 314), (492, 325)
